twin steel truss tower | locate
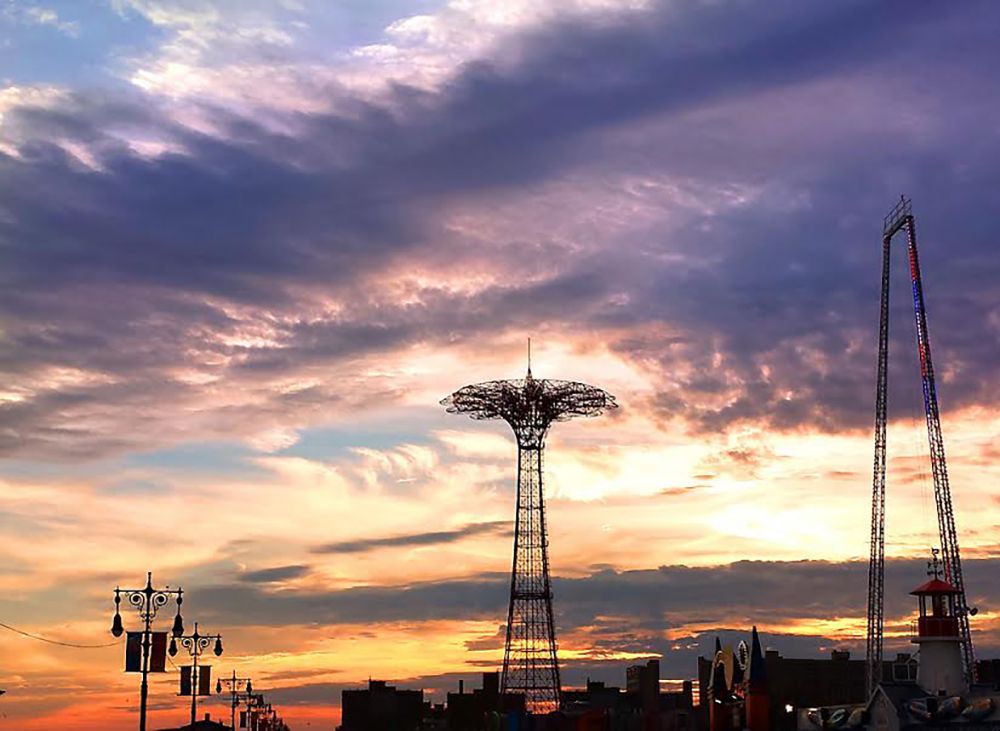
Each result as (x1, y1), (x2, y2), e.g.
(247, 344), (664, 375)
(444, 359), (616, 713)
(866, 197), (975, 697)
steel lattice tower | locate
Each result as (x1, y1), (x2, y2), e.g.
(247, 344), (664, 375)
(443, 359), (616, 713)
(866, 197), (975, 698)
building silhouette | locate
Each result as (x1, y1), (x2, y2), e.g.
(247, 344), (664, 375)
(341, 680), (424, 731)
(559, 660), (695, 731)
(155, 713), (230, 731)
(698, 643), (875, 731)
(446, 672), (525, 731)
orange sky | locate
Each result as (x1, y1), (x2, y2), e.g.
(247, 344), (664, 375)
(2, 339), (999, 729)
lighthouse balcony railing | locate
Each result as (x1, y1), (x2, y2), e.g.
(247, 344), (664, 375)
(910, 616), (958, 639)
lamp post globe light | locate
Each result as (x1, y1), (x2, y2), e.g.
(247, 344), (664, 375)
(169, 621), (223, 727)
(111, 573), (184, 731)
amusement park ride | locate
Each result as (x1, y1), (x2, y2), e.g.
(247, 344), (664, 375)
(865, 197), (977, 697)
(443, 348), (617, 714)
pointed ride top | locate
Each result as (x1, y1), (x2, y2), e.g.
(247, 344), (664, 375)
(749, 626), (768, 684)
(527, 337), (532, 380)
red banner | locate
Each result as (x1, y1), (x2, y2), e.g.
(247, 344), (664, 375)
(149, 632), (167, 673)
(198, 665), (212, 696)
(179, 666), (192, 696)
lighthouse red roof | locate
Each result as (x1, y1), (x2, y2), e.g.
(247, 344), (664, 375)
(910, 577), (960, 595)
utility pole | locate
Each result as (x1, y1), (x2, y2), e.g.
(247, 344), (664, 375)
(170, 622), (223, 726)
(111, 573), (185, 731)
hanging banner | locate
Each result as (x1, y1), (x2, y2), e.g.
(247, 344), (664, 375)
(149, 632), (167, 673)
(240, 710), (247, 728)
(125, 632), (142, 673)
(198, 665), (212, 696)
(179, 665), (192, 696)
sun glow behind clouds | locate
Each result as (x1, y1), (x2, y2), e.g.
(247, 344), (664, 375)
(2, 394), (1000, 727)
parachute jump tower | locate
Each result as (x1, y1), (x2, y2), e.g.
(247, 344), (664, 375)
(443, 352), (617, 713)
(866, 197), (976, 697)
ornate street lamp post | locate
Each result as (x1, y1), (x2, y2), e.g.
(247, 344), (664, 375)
(217, 670), (251, 731)
(169, 621), (223, 727)
(249, 694), (262, 731)
(260, 702), (275, 731)
(247, 693), (268, 730)
(111, 573), (184, 731)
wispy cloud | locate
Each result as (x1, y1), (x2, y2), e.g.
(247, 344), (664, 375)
(240, 564), (312, 583)
(0, 1), (997, 464)
(313, 521), (511, 554)
(5, 5), (79, 37)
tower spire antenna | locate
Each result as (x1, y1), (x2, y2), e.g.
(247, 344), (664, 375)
(527, 337), (532, 378)
(442, 368), (617, 713)
(928, 547), (942, 580)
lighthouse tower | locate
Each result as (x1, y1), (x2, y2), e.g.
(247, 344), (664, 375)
(910, 552), (968, 697)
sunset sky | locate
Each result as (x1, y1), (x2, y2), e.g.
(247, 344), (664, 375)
(2, 1), (1000, 728)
